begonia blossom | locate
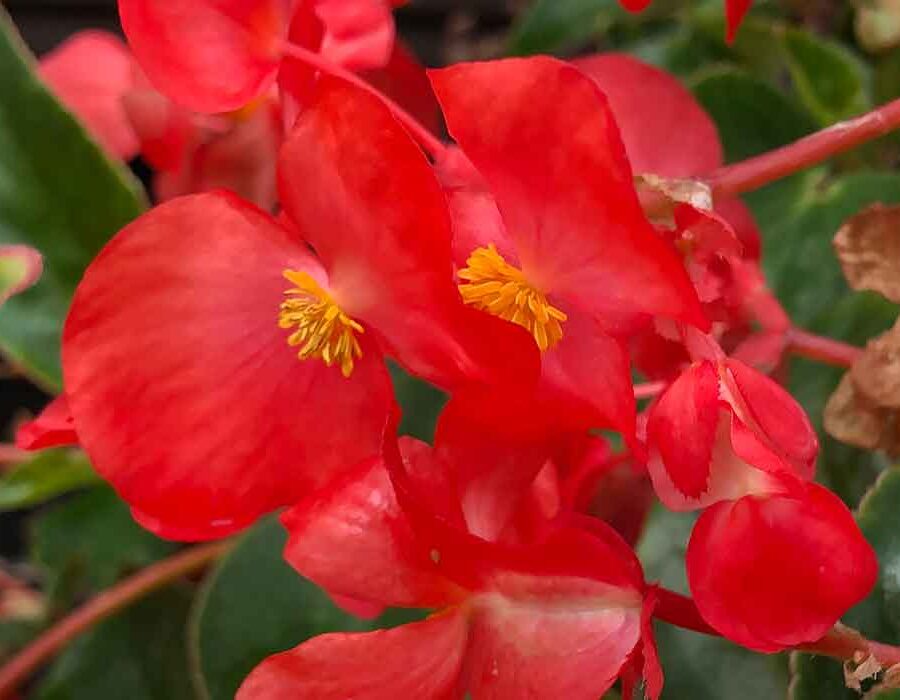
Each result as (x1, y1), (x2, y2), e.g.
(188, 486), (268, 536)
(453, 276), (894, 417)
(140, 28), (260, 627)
(59, 77), (535, 541)
(239, 431), (662, 699)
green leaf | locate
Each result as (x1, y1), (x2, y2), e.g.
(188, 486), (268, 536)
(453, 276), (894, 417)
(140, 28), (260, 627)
(782, 28), (871, 125)
(0, 449), (99, 511)
(791, 469), (900, 698)
(638, 506), (790, 698)
(389, 362), (447, 443)
(690, 68), (819, 233)
(761, 173), (900, 502)
(35, 588), (195, 700)
(31, 486), (177, 605)
(0, 10), (145, 389)
(507, 0), (620, 55)
(190, 516), (424, 700)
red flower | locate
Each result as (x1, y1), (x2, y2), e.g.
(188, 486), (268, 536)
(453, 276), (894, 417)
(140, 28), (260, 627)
(646, 354), (818, 508)
(60, 77), (535, 541)
(39, 30), (283, 209)
(431, 57), (707, 439)
(117, 0), (409, 113)
(39, 32), (140, 160)
(688, 479), (877, 652)
(238, 434), (661, 699)
(646, 348), (876, 650)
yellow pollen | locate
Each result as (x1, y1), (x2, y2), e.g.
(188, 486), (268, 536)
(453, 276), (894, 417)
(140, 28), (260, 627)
(278, 270), (363, 378)
(458, 244), (567, 351)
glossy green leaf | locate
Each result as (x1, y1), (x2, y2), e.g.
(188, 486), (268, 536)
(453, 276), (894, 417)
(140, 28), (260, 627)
(638, 507), (790, 698)
(190, 516), (424, 700)
(791, 469), (900, 698)
(0, 449), (99, 511)
(783, 28), (871, 125)
(389, 362), (446, 443)
(35, 588), (195, 700)
(690, 68), (819, 233)
(507, 0), (620, 55)
(31, 486), (177, 605)
(0, 10), (144, 389)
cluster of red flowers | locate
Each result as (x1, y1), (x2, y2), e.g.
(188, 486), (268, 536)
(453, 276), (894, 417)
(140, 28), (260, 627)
(22, 0), (878, 697)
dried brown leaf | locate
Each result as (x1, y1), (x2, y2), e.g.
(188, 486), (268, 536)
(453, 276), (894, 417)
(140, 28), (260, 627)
(825, 373), (886, 450)
(834, 203), (900, 303)
(852, 322), (900, 408)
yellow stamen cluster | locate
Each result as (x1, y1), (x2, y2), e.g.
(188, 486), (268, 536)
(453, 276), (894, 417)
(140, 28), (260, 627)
(458, 244), (567, 351)
(278, 270), (363, 378)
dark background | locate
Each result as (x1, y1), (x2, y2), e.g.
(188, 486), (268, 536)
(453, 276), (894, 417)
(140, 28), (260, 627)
(5, 0), (518, 63)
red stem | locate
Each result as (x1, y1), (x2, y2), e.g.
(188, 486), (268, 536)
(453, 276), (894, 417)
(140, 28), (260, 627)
(279, 41), (447, 162)
(634, 381), (667, 400)
(655, 586), (900, 667)
(788, 328), (862, 368)
(708, 97), (900, 198)
(0, 542), (229, 698)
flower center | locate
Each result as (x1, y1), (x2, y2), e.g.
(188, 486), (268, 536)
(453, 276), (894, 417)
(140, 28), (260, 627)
(278, 270), (363, 378)
(458, 244), (566, 351)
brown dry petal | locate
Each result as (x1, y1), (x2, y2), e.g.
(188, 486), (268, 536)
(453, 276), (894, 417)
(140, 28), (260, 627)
(634, 174), (712, 225)
(834, 203), (900, 303)
(825, 373), (886, 451)
(852, 322), (900, 409)
(846, 652), (883, 692)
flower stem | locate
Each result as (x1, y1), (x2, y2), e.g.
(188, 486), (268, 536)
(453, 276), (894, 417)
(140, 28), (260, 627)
(655, 587), (900, 667)
(708, 97), (900, 198)
(0, 541), (229, 698)
(279, 41), (447, 162)
(788, 328), (862, 368)
(634, 381), (667, 400)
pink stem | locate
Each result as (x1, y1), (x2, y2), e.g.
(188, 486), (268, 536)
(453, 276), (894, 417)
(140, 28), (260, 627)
(708, 98), (900, 197)
(788, 328), (862, 368)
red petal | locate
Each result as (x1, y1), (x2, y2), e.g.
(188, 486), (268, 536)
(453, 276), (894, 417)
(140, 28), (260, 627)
(39, 31), (139, 159)
(573, 53), (721, 177)
(726, 0), (754, 42)
(430, 57), (708, 331)
(641, 590), (664, 700)
(118, 0), (292, 112)
(434, 397), (553, 541)
(120, 79), (196, 173)
(279, 76), (539, 390)
(714, 197), (761, 260)
(540, 310), (637, 438)
(618, 0), (654, 10)
(16, 395), (78, 450)
(724, 359), (818, 479)
(646, 361), (719, 499)
(466, 567), (641, 699)
(63, 192), (393, 540)
(315, 0), (395, 71)
(362, 41), (441, 137)
(282, 449), (462, 609)
(687, 482), (877, 651)
(237, 611), (468, 700)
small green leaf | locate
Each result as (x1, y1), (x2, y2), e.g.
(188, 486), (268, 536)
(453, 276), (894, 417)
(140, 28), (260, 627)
(35, 588), (195, 700)
(31, 486), (177, 605)
(0, 10), (145, 389)
(783, 28), (871, 125)
(0, 449), (99, 511)
(507, 0), (621, 55)
(389, 362), (447, 443)
(190, 517), (424, 700)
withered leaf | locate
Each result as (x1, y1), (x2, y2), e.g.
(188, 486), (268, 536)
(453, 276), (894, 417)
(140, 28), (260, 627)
(825, 373), (887, 452)
(834, 203), (900, 303)
(851, 321), (900, 408)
